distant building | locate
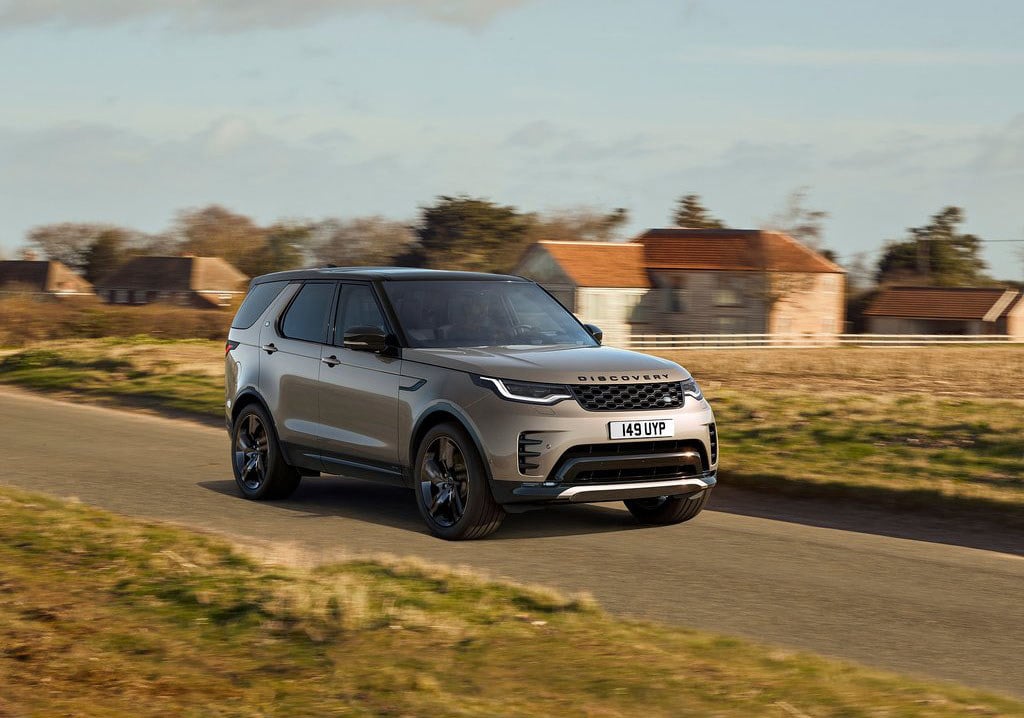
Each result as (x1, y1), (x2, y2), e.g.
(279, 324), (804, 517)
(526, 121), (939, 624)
(0, 260), (93, 296)
(515, 241), (650, 346)
(864, 286), (1024, 337)
(515, 229), (845, 344)
(94, 256), (248, 308)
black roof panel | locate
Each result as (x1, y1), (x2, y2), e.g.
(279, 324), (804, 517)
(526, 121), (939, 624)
(251, 267), (528, 285)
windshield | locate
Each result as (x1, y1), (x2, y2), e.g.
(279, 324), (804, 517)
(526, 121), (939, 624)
(383, 280), (598, 348)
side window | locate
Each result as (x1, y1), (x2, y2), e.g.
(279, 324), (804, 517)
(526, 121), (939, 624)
(335, 284), (387, 343)
(280, 282), (336, 343)
(231, 281), (288, 329)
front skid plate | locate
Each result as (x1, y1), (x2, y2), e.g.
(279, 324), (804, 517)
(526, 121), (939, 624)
(507, 471), (716, 505)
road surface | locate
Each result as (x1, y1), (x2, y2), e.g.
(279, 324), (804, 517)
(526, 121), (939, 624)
(1, 387), (1022, 697)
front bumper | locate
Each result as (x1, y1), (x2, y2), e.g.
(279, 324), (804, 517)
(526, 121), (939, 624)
(461, 388), (717, 506)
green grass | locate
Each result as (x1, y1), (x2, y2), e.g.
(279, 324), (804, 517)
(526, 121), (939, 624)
(710, 388), (1024, 522)
(1, 485), (1021, 717)
(0, 341), (224, 418)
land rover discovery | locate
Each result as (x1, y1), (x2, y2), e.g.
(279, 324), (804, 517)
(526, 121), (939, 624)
(225, 268), (717, 539)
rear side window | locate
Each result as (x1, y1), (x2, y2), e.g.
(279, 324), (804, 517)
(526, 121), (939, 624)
(280, 282), (335, 343)
(231, 281), (287, 329)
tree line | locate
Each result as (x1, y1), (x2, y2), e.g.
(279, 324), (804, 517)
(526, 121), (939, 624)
(14, 193), (997, 289)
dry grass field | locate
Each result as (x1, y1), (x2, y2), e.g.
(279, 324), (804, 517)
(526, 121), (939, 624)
(654, 346), (1024, 399)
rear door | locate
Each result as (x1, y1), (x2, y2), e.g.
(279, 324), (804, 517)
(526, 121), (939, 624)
(317, 282), (403, 480)
(259, 280), (338, 468)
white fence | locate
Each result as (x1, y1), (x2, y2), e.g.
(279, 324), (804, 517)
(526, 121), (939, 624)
(621, 333), (1024, 350)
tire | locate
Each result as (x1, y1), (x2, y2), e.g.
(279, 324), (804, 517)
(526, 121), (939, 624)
(625, 488), (711, 525)
(231, 403), (302, 500)
(414, 423), (505, 540)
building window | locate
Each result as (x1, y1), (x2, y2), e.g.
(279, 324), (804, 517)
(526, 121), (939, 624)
(716, 316), (743, 333)
(713, 275), (743, 307)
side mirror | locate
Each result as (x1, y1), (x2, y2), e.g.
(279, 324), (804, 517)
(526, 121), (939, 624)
(343, 326), (389, 353)
(583, 323), (603, 344)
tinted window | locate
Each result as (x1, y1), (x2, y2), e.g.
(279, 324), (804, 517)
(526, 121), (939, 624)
(335, 284), (387, 342)
(383, 280), (597, 348)
(280, 282), (335, 343)
(231, 281), (287, 329)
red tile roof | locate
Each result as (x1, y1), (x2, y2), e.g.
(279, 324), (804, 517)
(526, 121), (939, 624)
(863, 287), (1021, 320)
(635, 228), (844, 273)
(535, 241), (650, 288)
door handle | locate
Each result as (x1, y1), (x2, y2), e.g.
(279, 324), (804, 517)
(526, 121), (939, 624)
(261, 343), (278, 354)
(321, 355), (341, 367)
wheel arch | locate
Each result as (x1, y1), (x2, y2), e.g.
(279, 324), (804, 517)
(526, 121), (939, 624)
(409, 403), (494, 485)
(231, 388), (272, 426)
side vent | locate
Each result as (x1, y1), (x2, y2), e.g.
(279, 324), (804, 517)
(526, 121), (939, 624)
(708, 423), (718, 465)
(518, 432), (544, 474)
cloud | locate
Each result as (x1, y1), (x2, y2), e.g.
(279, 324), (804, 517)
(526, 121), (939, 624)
(681, 45), (1024, 68)
(0, 0), (527, 31)
(0, 120), (426, 241)
(503, 121), (575, 149)
(973, 114), (1024, 173)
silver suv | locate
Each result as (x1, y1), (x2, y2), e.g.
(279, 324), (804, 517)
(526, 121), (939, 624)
(225, 268), (717, 539)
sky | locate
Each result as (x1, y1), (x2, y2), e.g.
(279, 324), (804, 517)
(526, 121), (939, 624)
(1, 0), (1023, 279)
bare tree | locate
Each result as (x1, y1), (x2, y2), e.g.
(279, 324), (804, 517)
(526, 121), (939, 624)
(843, 251), (874, 294)
(766, 187), (828, 250)
(26, 223), (122, 272)
(310, 216), (418, 267)
(529, 207), (630, 243)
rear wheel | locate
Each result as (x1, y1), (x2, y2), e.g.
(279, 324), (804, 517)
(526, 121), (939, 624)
(625, 488), (711, 525)
(231, 404), (301, 500)
(414, 423), (505, 540)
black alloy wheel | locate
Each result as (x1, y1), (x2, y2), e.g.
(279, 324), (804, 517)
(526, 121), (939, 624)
(419, 436), (470, 528)
(414, 423), (505, 540)
(231, 404), (302, 500)
(234, 412), (269, 492)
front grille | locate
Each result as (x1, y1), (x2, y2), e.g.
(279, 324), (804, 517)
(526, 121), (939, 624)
(573, 464), (699, 483)
(571, 381), (684, 411)
(551, 440), (708, 485)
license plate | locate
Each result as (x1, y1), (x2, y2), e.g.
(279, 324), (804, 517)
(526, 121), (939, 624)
(608, 419), (674, 440)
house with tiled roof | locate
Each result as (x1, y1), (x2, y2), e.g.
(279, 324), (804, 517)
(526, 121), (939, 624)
(864, 286), (1024, 337)
(94, 256), (247, 308)
(515, 241), (651, 345)
(515, 229), (845, 343)
(0, 259), (93, 296)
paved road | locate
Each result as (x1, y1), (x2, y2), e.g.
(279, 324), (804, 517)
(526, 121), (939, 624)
(2, 388), (1022, 697)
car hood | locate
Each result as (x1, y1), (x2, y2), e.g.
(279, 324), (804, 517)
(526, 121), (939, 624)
(402, 345), (689, 384)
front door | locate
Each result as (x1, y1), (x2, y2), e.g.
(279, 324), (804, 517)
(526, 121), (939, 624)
(317, 282), (403, 480)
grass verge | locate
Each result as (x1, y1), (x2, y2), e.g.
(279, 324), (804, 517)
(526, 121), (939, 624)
(0, 338), (224, 419)
(1, 485), (1021, 717)
(710, 388), (1024, 525)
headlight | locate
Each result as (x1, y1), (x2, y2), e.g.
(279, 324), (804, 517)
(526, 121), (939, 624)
(680, 377), (703, 400)
(473, 376), (572, 405)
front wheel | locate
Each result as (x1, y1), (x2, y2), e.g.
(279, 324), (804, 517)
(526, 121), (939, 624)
(231, 404), (301, 500)
(625, 488), (711, 525)
(414, 423), (505, 540)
